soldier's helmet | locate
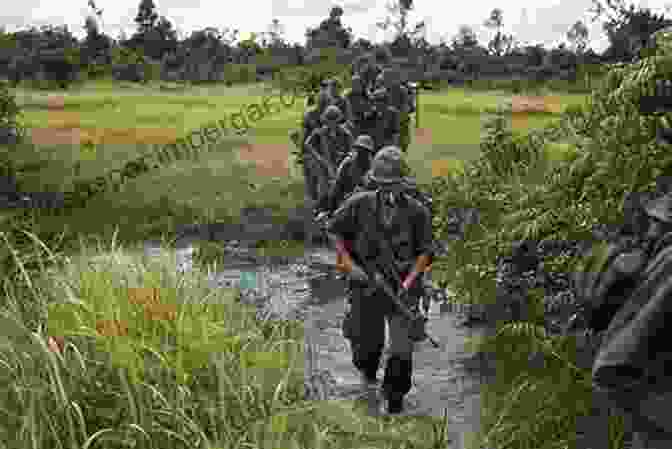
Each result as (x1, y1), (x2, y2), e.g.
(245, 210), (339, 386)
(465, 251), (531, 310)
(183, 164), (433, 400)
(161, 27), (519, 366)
(326, 77), (341, 89)
(367, 146), (404, 184)
(352, 135), (375, 153)
(644, 192), (672, 224)
(321, 105), (343, 123)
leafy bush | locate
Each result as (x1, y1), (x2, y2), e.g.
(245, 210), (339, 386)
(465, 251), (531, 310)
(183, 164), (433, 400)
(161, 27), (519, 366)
(429, 25), (672, 449)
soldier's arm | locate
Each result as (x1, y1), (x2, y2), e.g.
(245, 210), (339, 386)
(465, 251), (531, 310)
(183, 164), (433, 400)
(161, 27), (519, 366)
(325, 195), (359, 273)
(402, 205), (435, 289)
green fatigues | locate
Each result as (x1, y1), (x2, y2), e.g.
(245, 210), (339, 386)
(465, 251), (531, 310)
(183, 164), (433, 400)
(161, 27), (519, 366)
(581, 238), (672, 448)
(317, 150), (371, 213)
(345, 91), (372, 139)
(360, 65), (382, 94)
(362, 105), (401, 151)
(304, 125), (353, 202)
(325, 189), (434, 400)
(388, 85), (412, 153)
(302, 109), (323, 201)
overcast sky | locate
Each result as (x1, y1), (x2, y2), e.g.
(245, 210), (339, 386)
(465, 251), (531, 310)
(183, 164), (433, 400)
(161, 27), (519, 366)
(2, 0), (672, 52)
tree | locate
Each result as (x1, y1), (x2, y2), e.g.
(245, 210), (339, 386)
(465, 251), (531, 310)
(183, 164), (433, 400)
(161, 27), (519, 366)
(590, 0), (672, 61)
(483, 8), (515, 56)
(82, 14), (112, 67)
(305, 6), (352, 49)
(134, 0), (159, 36)
(263, 18), (287, 48)
(452, 25), (479, 50)
(376, 0), (425, 50)
(129, 0), (176, 60)
(567, 20), (589, 53)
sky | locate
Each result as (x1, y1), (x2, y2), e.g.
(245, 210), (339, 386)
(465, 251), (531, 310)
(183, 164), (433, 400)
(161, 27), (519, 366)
(2, 0), (672, 53)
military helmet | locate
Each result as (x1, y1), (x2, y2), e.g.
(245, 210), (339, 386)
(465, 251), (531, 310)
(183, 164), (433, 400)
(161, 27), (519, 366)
(644, 192), (672, 224)
(321, 105), (343, 122)
(327, 77), (341, 87)
(352, 135), (375, 153)
(367, 146), (404, 184)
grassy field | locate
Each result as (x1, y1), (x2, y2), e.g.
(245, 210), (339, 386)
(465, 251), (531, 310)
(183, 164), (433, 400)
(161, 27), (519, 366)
(5, 79), (589, 247)
(0, 79), (595, 448)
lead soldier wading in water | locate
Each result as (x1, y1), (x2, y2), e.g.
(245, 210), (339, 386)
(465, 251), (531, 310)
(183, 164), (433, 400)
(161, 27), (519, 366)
(325, 146), (434, 415)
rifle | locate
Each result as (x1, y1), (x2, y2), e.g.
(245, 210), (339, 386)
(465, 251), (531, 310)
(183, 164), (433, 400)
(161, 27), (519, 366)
(367, 264), (440, 348)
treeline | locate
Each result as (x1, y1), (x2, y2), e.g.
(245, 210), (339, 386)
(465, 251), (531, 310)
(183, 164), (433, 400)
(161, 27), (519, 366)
(0, 0), (670, 90)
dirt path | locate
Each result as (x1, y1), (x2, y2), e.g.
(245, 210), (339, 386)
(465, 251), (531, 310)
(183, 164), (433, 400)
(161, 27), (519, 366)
(142, 239), (491, 448)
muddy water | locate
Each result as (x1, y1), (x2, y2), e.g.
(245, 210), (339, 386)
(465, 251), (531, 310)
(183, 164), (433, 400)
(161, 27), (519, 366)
(143, 239), (490, 447)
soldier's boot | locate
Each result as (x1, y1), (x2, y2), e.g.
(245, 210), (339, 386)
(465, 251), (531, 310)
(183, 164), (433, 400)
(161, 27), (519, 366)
(381, 356), (412, 415)
(359, 372), (381, 415)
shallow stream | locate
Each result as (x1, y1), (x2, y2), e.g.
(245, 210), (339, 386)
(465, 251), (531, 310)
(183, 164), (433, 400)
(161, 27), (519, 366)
(142, 237), (492, 449)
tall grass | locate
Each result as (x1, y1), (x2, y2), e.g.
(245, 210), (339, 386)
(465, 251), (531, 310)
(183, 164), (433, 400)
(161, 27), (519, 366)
(0, 227), (456, 449)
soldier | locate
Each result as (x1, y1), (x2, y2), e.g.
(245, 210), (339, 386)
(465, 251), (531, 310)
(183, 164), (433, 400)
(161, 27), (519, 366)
(362, 88), (401, 151)
(381, 69), (413, 153)
(304, 105), (354, 171)
(304, 91), (331, 140)
(315, 134), (376, 215)
(357, 54), (382, 94)
(291, 91), (332, 202)
(325, 146), (434, 415)
(344, 75), (374, 139)
(574, 189), (672, 448)
(325, 78), (352, 124)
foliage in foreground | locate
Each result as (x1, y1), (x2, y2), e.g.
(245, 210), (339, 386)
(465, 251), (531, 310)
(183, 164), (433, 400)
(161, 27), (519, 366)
(0, 229), (454, 449)
(428, 29), (672, 449)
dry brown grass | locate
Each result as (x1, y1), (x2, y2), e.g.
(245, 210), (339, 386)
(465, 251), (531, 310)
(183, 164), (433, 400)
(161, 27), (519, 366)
(510, 95), (562, 113)
(431, 159), (464, 178)
(510, 95), (562, 131)
(28, 126), (180, 146)
(414, 127), (434, 145)
(236, 143), (292, 178)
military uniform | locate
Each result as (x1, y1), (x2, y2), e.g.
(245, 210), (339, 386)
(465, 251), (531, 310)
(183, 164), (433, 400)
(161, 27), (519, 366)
(300, 93), (332, 201)
(316, 135), (376, 214)
(305, 115), (353, 168)
(360, 64), (382, 94)
(577, 191), (672, 448)
(325, 146), (434, 415)
(388, 84), (412, 153)
(345, 76), (374, 139)
(361, 89), (401, 151)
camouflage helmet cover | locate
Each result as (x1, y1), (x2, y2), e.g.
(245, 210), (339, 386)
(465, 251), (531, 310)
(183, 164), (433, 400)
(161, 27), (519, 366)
(321, 104), (343, 122)
(367, 146), (404, 184)
(352, 135), (375, 153)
